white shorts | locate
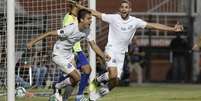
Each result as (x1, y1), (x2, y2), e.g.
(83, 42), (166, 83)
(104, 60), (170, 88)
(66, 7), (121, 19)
(105, 50), (125, 78)
(52, 54), (75, 75)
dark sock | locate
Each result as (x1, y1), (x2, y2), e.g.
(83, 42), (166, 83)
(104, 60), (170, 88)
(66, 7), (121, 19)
(77, 73), (90, 95)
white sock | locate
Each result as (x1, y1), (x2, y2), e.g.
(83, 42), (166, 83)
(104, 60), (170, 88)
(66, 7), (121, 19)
(90, 86), (110, 100)
(97, 72), (109, 82)
(55, 89), (59, 93)
(99, 86), (110, 97)
(90, 91), (101, 100)
(55, 77), (72, 89)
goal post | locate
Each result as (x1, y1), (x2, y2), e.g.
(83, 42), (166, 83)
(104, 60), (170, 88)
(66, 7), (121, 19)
(7, 0), (15, 101)
(88, 0), (96, 83)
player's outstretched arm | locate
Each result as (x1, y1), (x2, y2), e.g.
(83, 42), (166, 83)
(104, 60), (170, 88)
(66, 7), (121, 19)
(74, 3), (102, 19)
(27, 31), (57, 49)
(88, 40), (111, 61)
(146, 22), (183, 32)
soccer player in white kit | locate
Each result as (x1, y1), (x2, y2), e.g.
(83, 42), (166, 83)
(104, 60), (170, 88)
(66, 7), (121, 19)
(71, 0), (183, 100)
(27, 9), (110, 101)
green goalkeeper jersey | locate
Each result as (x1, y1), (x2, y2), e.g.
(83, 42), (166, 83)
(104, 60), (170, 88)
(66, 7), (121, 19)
(63, 13), (82, 52)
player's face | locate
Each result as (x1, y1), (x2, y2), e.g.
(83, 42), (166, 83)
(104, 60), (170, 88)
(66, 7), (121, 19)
(119, 2), (130, 20)
(82, 14), (92, 29)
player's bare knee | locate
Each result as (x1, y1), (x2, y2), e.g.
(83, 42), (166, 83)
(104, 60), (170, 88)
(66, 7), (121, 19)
(71, 75), (80, 86)
(68, 70), (80, 84)
(108, 69), (118, 79)
(81, 64), (91, 74)
(109, 72), (117, 79)
(74, 76), (80, 84)
(74, 72), (81, 82)
(110, 74), (117, 80)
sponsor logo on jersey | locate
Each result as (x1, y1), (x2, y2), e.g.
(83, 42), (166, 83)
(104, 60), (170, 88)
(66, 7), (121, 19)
(121, 25), (133, 31)
(112, 59), (116, 63)
(60, 30), (64, 35)
(121, 27), (126, 31)
(128, 25), (133, 30)
(55, 44), (60, 49)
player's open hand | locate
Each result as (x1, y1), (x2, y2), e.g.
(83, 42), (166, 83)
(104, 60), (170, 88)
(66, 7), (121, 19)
(68, 0), (77, 5)
(68, 0), (84, 9)
(174, 22), (184, 32)
(104, 53), (111, 62)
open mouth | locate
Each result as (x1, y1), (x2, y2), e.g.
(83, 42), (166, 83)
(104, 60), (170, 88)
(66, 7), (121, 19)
(122, 13), (127, 16)
(121, 10), (127, 14)
(121, 12), (127, 16)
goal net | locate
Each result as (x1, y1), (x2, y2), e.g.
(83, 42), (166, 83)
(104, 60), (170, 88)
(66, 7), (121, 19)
(0, 0), (90, 98)
(0, 0), (7, 97)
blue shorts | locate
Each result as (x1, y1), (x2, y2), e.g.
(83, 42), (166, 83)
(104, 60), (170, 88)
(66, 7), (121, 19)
(75, 51), (89, 70)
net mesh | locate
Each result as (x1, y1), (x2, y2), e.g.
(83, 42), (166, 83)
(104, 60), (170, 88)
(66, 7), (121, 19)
(0, 0), (7, 96)
(0, 0), (89, 97)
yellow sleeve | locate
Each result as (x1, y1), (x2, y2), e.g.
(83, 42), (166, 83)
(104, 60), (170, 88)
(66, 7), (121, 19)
(73, 42), (82, 52)
(63, 13), (82, 52)
(63, 13), (77, 26)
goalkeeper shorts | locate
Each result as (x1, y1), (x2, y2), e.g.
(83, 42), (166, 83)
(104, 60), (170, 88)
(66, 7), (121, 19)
(75, 51), (89, 70)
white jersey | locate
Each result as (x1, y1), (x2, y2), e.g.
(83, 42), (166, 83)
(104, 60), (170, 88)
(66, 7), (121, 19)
(53, 23), (90, 57)
(102, 14), (147, 53)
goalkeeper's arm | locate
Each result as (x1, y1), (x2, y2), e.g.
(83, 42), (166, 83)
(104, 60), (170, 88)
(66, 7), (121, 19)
(27, 31), (57, 49)
(74, 3), (102, 19)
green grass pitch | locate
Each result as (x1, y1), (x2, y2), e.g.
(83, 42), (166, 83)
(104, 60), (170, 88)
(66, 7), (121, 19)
(1, 83), (201, 101)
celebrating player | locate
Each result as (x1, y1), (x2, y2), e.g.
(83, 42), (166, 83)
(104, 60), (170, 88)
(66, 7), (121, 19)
(27, 9), (110, 101)
(70, 0), (183, 100)
(56, 0), (96, 101)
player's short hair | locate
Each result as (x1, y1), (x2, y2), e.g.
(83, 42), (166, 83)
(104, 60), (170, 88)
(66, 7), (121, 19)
(120, 0), (129, 4)
(77, 9), (91, 23)
(120, 0), (130, 6)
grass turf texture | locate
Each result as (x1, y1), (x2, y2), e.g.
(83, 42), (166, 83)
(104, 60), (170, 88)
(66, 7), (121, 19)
(1, 83), (201, 101)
